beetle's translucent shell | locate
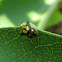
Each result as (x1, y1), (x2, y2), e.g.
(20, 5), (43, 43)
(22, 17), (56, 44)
(20, 22), (38, 37)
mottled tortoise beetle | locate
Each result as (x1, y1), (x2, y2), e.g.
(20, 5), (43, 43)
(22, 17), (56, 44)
(20, 22), (38, 38)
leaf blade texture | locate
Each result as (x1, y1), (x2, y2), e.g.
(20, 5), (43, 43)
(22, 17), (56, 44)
(0, 27), (62, 62)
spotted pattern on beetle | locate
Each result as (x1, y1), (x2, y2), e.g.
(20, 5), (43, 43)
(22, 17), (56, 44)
(20, 22), (38, 38)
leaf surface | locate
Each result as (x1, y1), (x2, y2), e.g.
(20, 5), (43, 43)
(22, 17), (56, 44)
(0, 27), (62, 62)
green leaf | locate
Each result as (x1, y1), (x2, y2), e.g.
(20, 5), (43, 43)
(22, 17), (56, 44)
(45, 8), (62, 29)
(0, 27), (62, 62)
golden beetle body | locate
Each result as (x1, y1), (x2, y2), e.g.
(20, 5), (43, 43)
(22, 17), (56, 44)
(20, 22), (38, 38)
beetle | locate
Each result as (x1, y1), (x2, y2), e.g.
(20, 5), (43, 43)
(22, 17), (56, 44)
(20, 22), (38, 37)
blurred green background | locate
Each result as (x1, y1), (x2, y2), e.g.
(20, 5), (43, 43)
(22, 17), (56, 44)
(0, 0), (62, 34)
